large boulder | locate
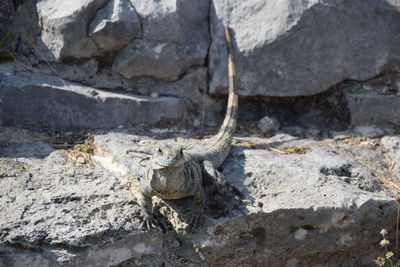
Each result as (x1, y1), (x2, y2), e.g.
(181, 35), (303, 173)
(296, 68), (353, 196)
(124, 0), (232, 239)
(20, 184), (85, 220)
(209, 0), (400, 96)
(36, 0), (210, 81)
(36, 0), (108, 60)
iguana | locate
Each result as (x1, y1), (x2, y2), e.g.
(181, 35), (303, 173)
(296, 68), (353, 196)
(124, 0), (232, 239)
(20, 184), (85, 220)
(139, 25), (238, 231)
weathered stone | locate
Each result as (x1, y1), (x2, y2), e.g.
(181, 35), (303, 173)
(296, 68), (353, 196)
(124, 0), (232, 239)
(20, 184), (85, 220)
(88, 0), (142, 51)
(112, 0), (209, 80)
(345, 94), (400, 127)
(0, 72), (185, 131)
(112, 39), (199, 80)
(0, 0), (14, 37)
(209, 0), (400, 96)
(36, 0), (108, 61)
(31, 61), (208, 102)
(92, 131), (397, 265)
(0, 142), (167, 266)
(257, 115), (280, 135)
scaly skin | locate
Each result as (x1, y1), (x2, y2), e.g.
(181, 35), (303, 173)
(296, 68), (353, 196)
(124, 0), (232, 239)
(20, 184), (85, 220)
(140, 25), (238, 231)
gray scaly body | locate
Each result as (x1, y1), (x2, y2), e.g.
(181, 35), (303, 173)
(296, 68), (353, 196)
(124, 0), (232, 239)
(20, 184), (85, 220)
(140, 26), (238, 231)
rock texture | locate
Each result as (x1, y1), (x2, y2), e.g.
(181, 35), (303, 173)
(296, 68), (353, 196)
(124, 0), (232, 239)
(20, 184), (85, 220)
(112, 0), (209, 80)
(112, 39), (197, 80)
(209, 0), (400, 96)
(1, 127), (400, 266)
(0, 0), (14, 37)
(36, 0), (108, 60)
(88, 0), (142, 52)
(92, 131), (399, 266)
(0, 138), (165, 266)
(0, 72), (185, 131)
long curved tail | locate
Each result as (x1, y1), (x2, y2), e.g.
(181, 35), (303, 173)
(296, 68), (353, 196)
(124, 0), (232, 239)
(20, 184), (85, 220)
(189, 25), (238, 168)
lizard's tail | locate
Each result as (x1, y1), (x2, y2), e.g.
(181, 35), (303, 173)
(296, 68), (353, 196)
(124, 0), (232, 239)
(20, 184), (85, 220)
(190, 26), (238, 168)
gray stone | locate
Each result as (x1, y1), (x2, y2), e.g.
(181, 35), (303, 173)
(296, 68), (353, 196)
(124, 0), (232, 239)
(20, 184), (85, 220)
(0, 141), (168, 266)
(30, 61), (208, 102)
(112, 39), (200, 80)
(346, 93), (400, 127)
(88, 0), (142, 52)
(0, 72), (185, 131)
(129, 0), (209, 46)
(36, 0), (108, 61)
(257, 115), (280, 134)
(92, 131), (396, 265)
(0, 0), (14, 36)
(209, 0), (400, 96)
(2, 129), (399, 265)
(112, 0), (209, 80)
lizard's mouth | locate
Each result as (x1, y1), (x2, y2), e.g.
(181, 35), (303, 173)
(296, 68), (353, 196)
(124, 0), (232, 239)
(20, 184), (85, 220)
(153, 159), (184, 169)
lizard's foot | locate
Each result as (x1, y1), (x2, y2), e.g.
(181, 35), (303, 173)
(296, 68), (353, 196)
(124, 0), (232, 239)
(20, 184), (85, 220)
(140, 214), (157, 231)
(186, 212), (204, 233)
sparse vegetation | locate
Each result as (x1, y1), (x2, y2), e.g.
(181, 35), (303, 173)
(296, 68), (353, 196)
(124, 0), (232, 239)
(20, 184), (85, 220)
(375, 199), (400, 266)
(268, 146), (310, 154)
(0, 32), (15, 62)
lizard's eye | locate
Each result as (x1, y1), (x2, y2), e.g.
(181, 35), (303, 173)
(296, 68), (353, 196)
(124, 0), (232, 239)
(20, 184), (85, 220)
(158, 148), (163, 154)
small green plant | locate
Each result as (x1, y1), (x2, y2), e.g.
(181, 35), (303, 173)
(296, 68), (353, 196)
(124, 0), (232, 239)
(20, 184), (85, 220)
(0, 32), (15, 62)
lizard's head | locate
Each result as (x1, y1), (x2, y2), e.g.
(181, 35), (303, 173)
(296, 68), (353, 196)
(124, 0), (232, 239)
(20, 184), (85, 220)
(151, 144), (185, 169)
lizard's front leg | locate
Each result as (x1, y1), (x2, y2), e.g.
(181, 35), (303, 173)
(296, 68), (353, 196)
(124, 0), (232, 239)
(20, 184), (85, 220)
(139, 186), (156, 230)
(202, 160), (234, 199)
(187, 186), (204, 232)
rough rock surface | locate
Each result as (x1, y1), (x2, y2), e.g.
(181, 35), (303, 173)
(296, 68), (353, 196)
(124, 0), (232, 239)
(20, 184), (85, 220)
(36, 0), (108, 60)
(209, 0), (400, 96)
(92, 130), (399, 266)
(88, 0), (142, 52)
(112, 0), (209, 80)
(0, 133), (164, 266)
(0, 72), (185, 131)
(0, 0), (14, 37)
(257, 115), (280, 135)
(112, 39), (198, 80)
(1, 126), (400, 266)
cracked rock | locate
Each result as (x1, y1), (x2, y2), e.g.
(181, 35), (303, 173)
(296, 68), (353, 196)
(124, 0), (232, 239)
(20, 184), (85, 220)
(0, 72), (185, 130)
(36, 0), (108, 61)
(89, 0), (142, 52)
(209, 0), (400, 96)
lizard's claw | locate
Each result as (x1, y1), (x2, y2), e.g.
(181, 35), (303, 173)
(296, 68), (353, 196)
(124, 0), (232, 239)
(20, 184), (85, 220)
(141, 214), (157, 231)
(186, 212), (203, 233)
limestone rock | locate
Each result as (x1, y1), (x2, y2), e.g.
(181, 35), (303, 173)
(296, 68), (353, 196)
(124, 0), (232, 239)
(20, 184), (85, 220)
(1, 129), (399, 265)
(0, 142), (164, 266)
(0, 72), (185, 130)
(209, 0), (400, 96)
(112, 39), (198, 80)
(112, 0), (209, 80)
(0, 0), (14, 36)
(36, 0), (108, 60)
(92, 132), (397, 265)
(88, 0), (142, 51)
(257, 115), (280, 135)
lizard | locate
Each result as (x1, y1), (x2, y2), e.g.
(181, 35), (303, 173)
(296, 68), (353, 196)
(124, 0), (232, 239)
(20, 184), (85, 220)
(139, 25), (238, 231)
